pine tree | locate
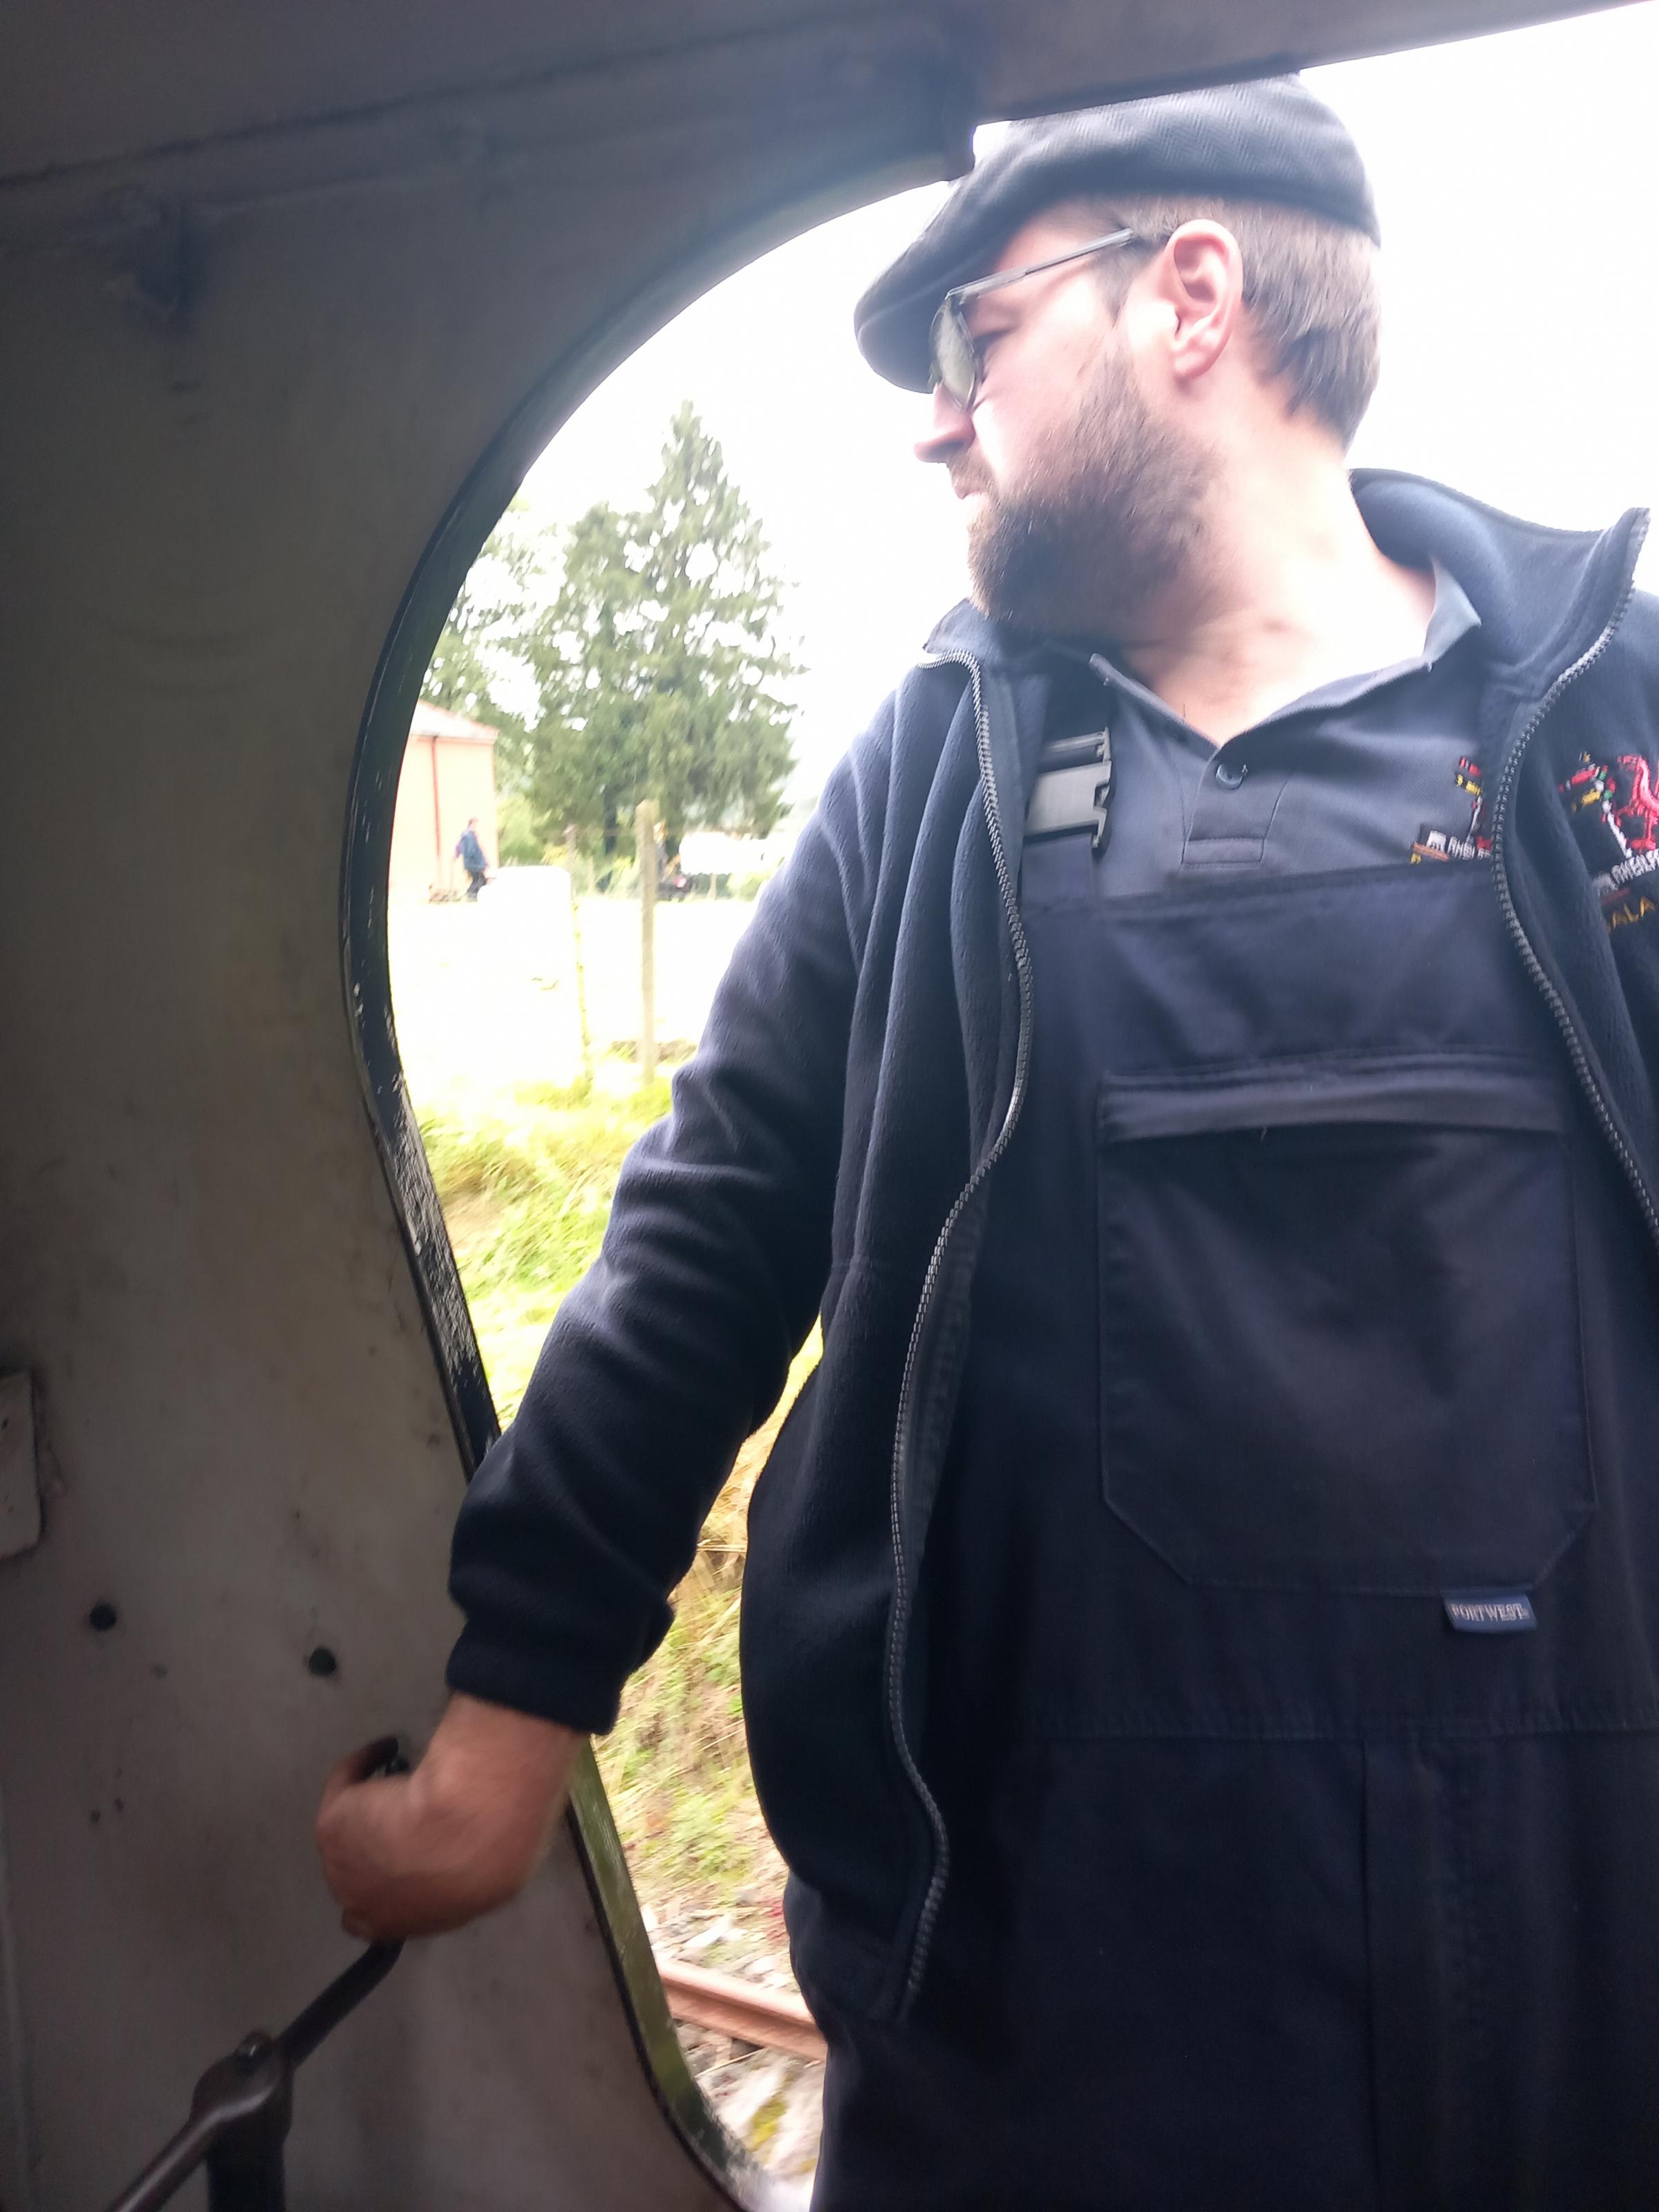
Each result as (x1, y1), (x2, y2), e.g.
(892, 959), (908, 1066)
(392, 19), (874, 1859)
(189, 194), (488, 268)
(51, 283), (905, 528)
(422, 500), (536, 749)
(518, 404), (797, 857)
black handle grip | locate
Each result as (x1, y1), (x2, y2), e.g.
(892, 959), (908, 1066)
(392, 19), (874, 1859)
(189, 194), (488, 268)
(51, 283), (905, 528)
(102, 1733), (411, 2212)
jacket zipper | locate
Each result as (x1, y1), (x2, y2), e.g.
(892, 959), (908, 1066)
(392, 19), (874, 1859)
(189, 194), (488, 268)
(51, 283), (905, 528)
(1490, 513), (1659, 1262)
(885, 650), (1035, 2010)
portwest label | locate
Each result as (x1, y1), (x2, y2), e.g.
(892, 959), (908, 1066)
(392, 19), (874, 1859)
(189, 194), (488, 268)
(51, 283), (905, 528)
(1443, 1590), (1537, 1634)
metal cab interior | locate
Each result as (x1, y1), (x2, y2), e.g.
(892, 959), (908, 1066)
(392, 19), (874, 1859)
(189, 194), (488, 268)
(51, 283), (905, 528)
(0, 0), (1624, 2200)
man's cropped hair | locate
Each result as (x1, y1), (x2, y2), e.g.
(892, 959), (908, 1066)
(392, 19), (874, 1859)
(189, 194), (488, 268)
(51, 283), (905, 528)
(1053, 190), (1381, 446)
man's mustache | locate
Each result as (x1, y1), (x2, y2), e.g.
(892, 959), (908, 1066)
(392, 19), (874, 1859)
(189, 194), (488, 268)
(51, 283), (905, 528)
(948, 460), (997, 503)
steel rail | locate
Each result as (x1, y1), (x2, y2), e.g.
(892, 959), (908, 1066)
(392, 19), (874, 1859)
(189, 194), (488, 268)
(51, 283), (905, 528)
(656, 1959), (827, 2063)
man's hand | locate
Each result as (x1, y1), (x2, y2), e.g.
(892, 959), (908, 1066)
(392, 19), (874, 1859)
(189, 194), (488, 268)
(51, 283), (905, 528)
(315, 1692), (583, 1942)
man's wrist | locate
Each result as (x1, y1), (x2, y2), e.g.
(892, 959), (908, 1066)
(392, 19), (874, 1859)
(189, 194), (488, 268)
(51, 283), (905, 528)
(417, 1694), (582, 1859)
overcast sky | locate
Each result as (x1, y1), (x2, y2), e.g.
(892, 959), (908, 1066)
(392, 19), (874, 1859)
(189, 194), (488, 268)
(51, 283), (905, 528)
(513, 1), (1659, 796)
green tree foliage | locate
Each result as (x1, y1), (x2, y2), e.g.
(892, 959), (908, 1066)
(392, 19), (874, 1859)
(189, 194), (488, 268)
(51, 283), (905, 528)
(492, 789), (550, 865)
(526, 406), (796, 854)
(424, 409), (797, 861)
(422, 500), (536, 749)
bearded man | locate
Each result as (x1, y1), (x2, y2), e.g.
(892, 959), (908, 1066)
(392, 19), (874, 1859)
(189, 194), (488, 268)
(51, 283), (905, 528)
(317, 78), (1659, 2209)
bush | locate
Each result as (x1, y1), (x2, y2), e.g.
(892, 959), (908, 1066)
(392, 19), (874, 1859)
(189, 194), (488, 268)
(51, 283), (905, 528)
(420, 1078), (671, 1412)
(494, 789), (551, 865)
(725, 870), (775, 901)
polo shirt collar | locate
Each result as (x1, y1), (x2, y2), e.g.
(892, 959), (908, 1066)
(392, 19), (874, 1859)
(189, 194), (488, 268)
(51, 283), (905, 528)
(1080, 560), (1481, 744)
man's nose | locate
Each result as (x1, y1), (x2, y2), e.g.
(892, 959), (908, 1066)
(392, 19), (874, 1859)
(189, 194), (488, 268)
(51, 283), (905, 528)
(914, 383), (975, 465)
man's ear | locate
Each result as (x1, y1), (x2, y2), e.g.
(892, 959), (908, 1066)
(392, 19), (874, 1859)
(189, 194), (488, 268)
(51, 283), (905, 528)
(1147, 221), (1245, 391)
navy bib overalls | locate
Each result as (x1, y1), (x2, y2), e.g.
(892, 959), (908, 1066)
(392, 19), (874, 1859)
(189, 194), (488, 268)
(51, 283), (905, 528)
(814, 859), (1659, 2211)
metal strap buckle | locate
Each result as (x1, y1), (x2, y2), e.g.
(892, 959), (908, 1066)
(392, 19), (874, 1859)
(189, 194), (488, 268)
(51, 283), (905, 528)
(1023, 729), (1113, 855)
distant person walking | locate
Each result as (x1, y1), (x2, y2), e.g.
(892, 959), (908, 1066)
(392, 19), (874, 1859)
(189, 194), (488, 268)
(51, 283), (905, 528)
(454, 818), (489, 901)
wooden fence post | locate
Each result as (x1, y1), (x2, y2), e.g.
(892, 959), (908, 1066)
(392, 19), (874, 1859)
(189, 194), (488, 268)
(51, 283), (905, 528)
(636, 798), (657, 1085)
(564, 825), (592, 1085)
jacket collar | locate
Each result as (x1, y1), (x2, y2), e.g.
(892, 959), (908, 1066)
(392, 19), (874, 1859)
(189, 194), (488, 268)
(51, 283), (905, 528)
(1353, 469), (1647, 693)
(922, 596), (1049, 671)
(921, 471), (1649, 697)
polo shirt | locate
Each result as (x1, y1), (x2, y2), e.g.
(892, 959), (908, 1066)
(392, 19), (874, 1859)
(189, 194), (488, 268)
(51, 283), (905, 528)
(1022, 565), (1485, 901)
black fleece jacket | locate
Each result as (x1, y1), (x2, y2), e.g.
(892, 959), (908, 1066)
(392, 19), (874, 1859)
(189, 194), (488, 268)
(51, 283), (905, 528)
(447, 471), (1659, 2021)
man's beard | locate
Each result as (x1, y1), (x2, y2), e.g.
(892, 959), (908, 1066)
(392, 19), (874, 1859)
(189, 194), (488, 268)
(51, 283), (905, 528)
(962, 351), (1213, 639)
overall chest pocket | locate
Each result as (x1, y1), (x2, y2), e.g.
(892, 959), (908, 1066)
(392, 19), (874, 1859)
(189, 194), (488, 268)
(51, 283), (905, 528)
(1097, 1054), (1593, 1592)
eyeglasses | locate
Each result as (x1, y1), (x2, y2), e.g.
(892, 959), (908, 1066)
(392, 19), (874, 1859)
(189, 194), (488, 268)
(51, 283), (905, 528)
(928, 229), (1141, 411)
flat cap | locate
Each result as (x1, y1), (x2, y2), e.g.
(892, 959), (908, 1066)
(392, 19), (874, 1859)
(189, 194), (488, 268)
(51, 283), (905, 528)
(855, 77), (1378, 391)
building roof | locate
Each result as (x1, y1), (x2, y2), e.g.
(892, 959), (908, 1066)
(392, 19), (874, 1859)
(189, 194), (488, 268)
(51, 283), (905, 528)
(410, 699), (498, 745)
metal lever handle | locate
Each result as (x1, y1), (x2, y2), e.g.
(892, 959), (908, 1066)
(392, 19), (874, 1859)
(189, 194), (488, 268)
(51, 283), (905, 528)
(103, 1941), (403, 2212)
(104, 1741), (410, 2212)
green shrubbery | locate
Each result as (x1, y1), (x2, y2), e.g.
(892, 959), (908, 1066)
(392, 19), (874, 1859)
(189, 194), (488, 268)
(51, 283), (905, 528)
(421, 1078), (668, 1330)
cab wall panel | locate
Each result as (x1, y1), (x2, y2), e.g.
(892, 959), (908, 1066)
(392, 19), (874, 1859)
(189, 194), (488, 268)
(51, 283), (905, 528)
(0, 21), (962, 2202)
(0, 0), (1620, 190)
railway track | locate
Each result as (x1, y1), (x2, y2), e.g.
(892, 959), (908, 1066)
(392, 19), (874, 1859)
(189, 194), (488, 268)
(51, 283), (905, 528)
(657, 1958), (827, 2062)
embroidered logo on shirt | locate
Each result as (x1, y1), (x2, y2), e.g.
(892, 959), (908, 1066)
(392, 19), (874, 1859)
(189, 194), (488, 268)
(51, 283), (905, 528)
(1558, 751), (1659, 931)
(1410, 755), (1492, 864)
